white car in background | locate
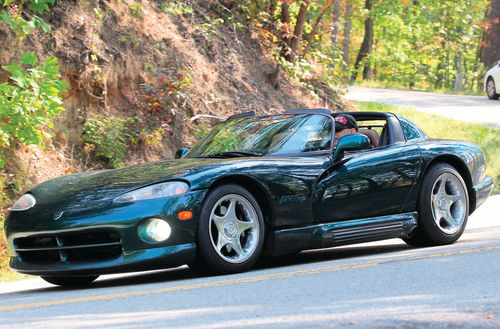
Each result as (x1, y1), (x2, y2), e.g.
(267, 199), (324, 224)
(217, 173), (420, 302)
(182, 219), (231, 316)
(485, 62), (500, 100)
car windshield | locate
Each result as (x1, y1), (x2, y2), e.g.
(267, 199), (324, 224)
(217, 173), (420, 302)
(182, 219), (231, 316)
(186, 114), (333, 157)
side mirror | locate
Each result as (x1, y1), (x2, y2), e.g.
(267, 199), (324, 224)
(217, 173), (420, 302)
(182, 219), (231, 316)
(175, 148), (189, 159)
(333, 133), (371, 162)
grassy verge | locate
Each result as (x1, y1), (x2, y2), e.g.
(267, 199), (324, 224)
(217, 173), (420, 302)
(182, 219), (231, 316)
(353, 80), (484, 97)
(356, 102), (499, 195)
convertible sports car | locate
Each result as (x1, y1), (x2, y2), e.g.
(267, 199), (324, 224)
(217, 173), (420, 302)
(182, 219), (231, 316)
(4, 109), (494, 286)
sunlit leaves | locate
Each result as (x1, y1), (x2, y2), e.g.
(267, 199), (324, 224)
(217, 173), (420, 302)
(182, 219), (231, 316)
(0, 54), (66, 165)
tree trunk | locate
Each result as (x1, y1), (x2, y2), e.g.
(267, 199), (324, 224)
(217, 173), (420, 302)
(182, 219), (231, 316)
(270, 2), (291, 89)
(351, 0), (375, 82)
(271, 1), (310, 89)
(454, 51), (463, 91)
(342, 3), (354, 79)
(330, 0), (341, 47)
(482, 0), (500, 67)
(286, 2), (309, 63)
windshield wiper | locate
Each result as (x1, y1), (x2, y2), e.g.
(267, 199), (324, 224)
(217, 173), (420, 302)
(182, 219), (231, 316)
(202, 151), (264, 158)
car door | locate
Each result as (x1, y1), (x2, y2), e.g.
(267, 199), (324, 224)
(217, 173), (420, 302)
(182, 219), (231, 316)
(314, 143), (421, 222)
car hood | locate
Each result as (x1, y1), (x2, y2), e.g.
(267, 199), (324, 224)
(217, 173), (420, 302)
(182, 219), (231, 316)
(29, 158), (224, 209)
(27, 156), (327, 211)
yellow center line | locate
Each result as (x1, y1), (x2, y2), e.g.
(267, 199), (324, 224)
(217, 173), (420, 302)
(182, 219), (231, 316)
(1, 245), (499, 311)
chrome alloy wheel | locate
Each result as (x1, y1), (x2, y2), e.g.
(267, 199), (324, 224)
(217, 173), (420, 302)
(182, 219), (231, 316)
(430, 173), (467, 234)
(208, 194), (260, 263)
(487, 79), (496, 98)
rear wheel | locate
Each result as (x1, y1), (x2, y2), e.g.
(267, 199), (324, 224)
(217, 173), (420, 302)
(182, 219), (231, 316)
(487, 77), (500, 100)
(41, 275), (99, 287)
(404, 163), (468, 246)
(191, 184), (265, 274)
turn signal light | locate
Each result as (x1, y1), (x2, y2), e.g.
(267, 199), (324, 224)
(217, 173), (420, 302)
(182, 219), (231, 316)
(178, 211), (193, 220)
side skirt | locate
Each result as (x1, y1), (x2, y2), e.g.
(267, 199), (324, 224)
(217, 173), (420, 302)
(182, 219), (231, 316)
(270, 212), (417, 256)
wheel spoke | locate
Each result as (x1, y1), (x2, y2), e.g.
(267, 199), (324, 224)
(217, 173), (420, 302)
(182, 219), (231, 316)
(443, 210), (457, 226)
(224, 198), (237, 220)
(447, 193), (462, 202)
(236, 218), (256, 234)
(212, 215), (225, 230)
(437, 179), (447, 196)
(229, 239), (245, 258)
(216, 234), (229, 252)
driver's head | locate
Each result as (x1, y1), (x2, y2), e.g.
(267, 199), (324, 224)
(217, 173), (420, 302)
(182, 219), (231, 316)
(334, 114), (358, 143)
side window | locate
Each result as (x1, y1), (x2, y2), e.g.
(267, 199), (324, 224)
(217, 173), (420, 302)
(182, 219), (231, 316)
(399, 117), (425, 141)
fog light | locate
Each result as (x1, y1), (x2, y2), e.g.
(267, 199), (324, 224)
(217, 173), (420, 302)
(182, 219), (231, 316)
(138, 218), (171, 243)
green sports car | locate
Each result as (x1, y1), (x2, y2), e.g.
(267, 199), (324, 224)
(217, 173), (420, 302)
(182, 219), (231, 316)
(4, 109), (494, 286)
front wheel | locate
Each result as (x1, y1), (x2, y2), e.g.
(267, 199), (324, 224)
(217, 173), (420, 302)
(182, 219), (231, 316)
(487, 77), (500, 100)
(404, 163), (469, 246)
(192, 184), (265, 274)
(41, 275), (99, 287)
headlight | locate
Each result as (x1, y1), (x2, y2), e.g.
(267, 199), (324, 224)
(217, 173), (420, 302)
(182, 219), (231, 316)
(10, 194), (36, 211)
(113, 181), (189, 203)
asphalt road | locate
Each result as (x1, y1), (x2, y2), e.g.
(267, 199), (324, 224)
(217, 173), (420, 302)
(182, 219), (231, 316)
(1, 195), (499, 329)
(345, 86), (500, 129)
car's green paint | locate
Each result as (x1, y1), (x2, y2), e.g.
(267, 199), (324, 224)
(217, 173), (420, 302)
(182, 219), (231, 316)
(317, 143), (421, 221)
(3, 111), (493, 277)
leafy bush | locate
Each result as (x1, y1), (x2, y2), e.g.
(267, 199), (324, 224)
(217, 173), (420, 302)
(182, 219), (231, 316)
(82, 115), (133, 169)
(0, 52), (66, 167)
(140, 66), (192, 120)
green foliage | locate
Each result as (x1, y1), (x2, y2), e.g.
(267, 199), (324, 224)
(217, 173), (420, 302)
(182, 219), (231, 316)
(364, 0), (489, 91)
(0, 0), (54, 37)
(0, 53), (66, 167)
(82, 115), (133, 169)
(194, 16), (224, 42)
(357, 102), (500, 195)
(161, 1), (193, 16)
(129, 2), (143, 18)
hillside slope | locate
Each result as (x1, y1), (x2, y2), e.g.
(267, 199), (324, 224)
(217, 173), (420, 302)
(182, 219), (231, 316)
(0, 0), (328, 197)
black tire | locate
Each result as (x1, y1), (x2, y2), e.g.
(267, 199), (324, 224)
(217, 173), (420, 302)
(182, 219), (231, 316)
(41, 275), (99, 287)
(487, 77), (500, 100)
(404, 163), (469, 246)
(192, 184), (265, 274)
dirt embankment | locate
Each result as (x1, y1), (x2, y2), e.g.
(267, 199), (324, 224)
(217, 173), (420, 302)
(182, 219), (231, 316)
(0, 0), (327, 197)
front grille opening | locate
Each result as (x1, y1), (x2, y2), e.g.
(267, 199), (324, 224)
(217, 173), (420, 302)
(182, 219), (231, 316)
(18, 250), (61, 263)
(67, 245), (122, 262)
(15, 237), (58, 249)
(14, 231), (123, 264)
(60, 232), (121, 246)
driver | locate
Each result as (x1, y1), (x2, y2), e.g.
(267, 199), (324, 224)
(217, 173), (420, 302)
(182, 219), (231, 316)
(334, 114), (358, 147)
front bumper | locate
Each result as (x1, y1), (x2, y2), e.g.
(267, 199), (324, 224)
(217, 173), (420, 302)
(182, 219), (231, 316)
(473, 175), (494, 212)
(9, 243), (196, 276)
(5, 189), (207, 276)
